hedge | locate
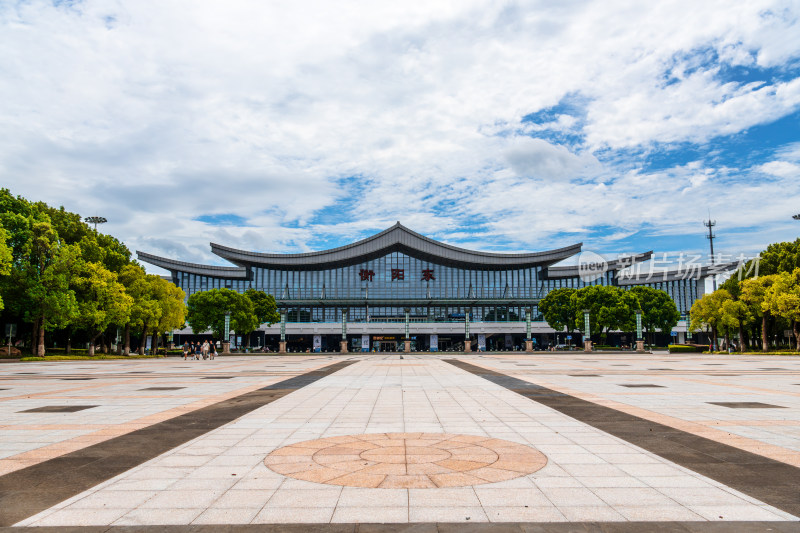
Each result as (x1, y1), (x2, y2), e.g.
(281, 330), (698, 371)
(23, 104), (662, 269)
(668, 344), (709, 353)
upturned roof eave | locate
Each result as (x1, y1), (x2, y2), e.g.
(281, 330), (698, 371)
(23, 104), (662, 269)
(210, 223), (582, 269)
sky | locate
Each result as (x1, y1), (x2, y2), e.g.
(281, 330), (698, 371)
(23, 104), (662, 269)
(1, 0), (799, 275)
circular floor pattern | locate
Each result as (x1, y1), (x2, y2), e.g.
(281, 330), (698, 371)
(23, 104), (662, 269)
(264, 432), (547, 489)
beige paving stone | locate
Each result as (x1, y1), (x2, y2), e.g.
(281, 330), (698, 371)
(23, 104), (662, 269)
(252, 506), (336, 523)
(265, 488), (342, 507)
(409, 506), (488, 522)
(331, 506), (409, 523)
(211, 489), (276, 509)
(192, 507), (261, 524)
(484, 506), (568, 522)
(34, 508), (129, 526)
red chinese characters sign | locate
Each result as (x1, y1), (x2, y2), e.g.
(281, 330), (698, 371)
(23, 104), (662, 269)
(357, 268), (434, 281)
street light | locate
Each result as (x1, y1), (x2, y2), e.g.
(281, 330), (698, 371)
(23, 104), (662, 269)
(84, 216), (107, 232)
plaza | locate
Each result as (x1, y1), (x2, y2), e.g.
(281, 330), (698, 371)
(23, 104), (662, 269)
(0, 352), (798, 531)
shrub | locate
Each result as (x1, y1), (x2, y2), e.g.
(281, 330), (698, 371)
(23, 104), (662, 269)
(668, 344), (709, 353)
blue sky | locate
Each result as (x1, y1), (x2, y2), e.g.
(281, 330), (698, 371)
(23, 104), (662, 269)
(1, 0), (799, 273)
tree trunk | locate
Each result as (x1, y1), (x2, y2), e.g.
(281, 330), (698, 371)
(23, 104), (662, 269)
(153, 332), (159, 355)
(710, 325), (717, 352)
(245, 333), (251, 349)
(66, 335), (72, 354)
(88, 333), (98, 356)
(724, 332), (730, 352)
(123, 324), (131, 356)
(793, 320), (800, 352)
(761, 315), (769, 351)
(139, 323), (147, 355)
(31, 316), (40, 356)
(738, 320), (745, 353)
(37, 315), (46, 357)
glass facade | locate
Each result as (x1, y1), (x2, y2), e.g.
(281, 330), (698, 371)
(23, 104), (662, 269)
(172, 250), (700, 323)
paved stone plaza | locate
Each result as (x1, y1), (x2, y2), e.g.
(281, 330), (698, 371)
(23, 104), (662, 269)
(0, 353), (799, 531)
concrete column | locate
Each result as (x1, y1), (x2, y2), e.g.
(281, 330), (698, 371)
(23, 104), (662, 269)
(278, 341), (286, 353)
(525, 340), (533, 352)
(340, 340), (348, 353)
(222, 341), (231, 354)
(636, 340), (645, 353)
(464, 340), (472, 353)
(404, 339), (411, 353)
(584, 340), (593, 352)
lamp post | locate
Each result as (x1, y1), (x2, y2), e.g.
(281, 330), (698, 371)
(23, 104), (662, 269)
(583, 309), (592, 352)
(84, 216), (107, 232)
(635, 309), (645, 353)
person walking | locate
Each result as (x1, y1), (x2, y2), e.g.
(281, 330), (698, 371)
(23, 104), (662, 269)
(183, 341), (190, 360)
(194, 341), (202, 360)
(209, 341), (217, 360)
(202, 340), (209, 360)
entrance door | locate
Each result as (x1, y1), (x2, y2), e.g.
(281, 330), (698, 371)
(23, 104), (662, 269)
(380, 341), (395, 352)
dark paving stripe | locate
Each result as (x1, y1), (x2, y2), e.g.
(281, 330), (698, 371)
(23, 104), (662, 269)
(20, 405), (97, 413)
(1, 522), (799, 532)
(619, 384), (665, 388)
(0, 360), (355, 526)
(708, 402), (786, 409)
(445, 359), (800, 518)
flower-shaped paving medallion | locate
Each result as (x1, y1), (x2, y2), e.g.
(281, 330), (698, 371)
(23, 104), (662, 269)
(264, 432), (547, 488)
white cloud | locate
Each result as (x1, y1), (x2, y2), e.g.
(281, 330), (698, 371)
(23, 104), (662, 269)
(504, 137), (598, 181)
(0, 0), (799, 270)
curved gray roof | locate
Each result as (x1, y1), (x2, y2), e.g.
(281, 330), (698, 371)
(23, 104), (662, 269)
(136, 251), (249, 279)
(211, 222), (582, 270)
(545, 251), (654, 279)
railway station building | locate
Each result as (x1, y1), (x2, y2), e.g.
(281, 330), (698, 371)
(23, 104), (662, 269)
(138, 223), (729, 352)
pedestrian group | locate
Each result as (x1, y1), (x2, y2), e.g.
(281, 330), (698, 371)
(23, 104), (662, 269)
(182, 340), (217, 360)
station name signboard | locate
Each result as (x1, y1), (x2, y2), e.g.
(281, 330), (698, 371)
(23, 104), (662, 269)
(358, 268), (435, 282)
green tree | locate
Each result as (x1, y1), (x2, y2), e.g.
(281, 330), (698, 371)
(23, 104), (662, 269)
(740, 275), (780, 351)
(720, 298), (753, 352)
(758, 239), (800, 276)
(0, 227), (11, 311)
(764, 269), (800, 350)
(689, 290), (727, 350)
(119, 265), (161, 355)
(539, 288), (578, 334)
(244, 288), (280, 325)
(629, 286), (680, 345)
(150, 277), (187, 353)
(186, 288), (257, 341)
(72, 262), (133, 356)
(243, 289), (279, 348)
(13, 220), (81, 355)
(572, 285), (638, 342)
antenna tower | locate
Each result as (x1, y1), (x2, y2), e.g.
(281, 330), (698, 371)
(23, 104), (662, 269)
(704, 217), (717, 291)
